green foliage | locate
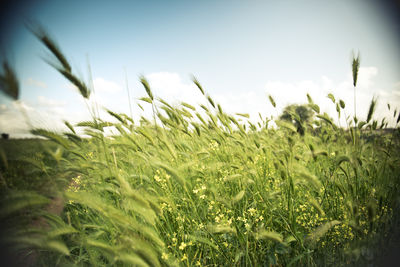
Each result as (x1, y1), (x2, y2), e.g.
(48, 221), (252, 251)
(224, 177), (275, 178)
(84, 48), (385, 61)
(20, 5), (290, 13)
(0, 61), (19, 100)
(29, 24), (91, 99)
(327, 93), (335, 104)
(1, 31), (400, 267)
(280, 104), (314, 123)
(279, 104), (315, 135)
(3, 88), (397, 266)
(28, 24), (72, 72)
(140, 76), (154, 101)
(268, 95), (276, 108)
(352, 51), (361, 87)
(0, 191), (50, 219)
(366, 96), (378, 123)
(352, 51), (361, 123)
(339, 99), (346, 109)
(192, 75), (205, 95)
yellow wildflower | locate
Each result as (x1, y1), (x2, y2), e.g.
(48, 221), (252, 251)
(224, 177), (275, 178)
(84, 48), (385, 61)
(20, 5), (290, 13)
(161, 252), (169, 260)
(179, 242), (187, 250)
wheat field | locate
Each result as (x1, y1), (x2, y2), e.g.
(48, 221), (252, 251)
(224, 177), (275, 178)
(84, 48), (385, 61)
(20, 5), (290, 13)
(0, 27), (399, 267)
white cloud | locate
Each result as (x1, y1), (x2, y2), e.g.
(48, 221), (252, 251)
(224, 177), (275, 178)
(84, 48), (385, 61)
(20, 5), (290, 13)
(66, 76), (125, 118)
(63, 77), (122, 98)
(1, 77), (126, 138)
(26, 77), (47, 88)
(146, 72), (204, 106)
(392, 82), (400, 97)
(13, 100), (34, 111)
(0, 105), (30, 137)
(352, 67), (378, 89)
(378, 90), (389, 97)
(0, 98), (92, 138)
(63, 82), (77, 91)
(136, 70), (398, 127)
(93, 77), (122, 93)
(2, 69), (399, 138)
(127, 72), (207, 122)
(38, 96), (66, 107)
(0, 101), (46, 138)
(213, 91), (270, 120)
(264, 66), (399, 127)
(265, 79), (339, 121)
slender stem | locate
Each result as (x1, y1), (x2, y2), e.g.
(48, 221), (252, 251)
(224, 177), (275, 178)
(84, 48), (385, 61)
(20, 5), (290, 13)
(354, 86), (357, 124)
(152, 102), (158, 136)
(124, 67), (134, 121)
(86, 54), (99, 119)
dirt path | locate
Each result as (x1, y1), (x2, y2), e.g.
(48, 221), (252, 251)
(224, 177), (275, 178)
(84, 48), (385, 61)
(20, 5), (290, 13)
(3, 188), (69, 266)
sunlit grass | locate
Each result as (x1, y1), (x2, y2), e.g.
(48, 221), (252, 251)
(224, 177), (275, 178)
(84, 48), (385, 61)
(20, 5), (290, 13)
(0, 28), (399, 267)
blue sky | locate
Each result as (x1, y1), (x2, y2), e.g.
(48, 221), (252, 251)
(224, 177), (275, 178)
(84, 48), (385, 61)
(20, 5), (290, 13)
(1, 0), (400, 137)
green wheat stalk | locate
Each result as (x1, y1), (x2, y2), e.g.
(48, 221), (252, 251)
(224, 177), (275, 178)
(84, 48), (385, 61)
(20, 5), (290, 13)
(351, 51), (360, 124)
(0, 61), (19, 100)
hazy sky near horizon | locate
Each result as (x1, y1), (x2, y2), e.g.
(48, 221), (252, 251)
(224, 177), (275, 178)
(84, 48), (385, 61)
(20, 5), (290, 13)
(1, 0), (400, 137)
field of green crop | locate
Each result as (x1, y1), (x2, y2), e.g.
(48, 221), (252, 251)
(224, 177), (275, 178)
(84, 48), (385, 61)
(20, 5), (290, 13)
(1, 27), (400, 266)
